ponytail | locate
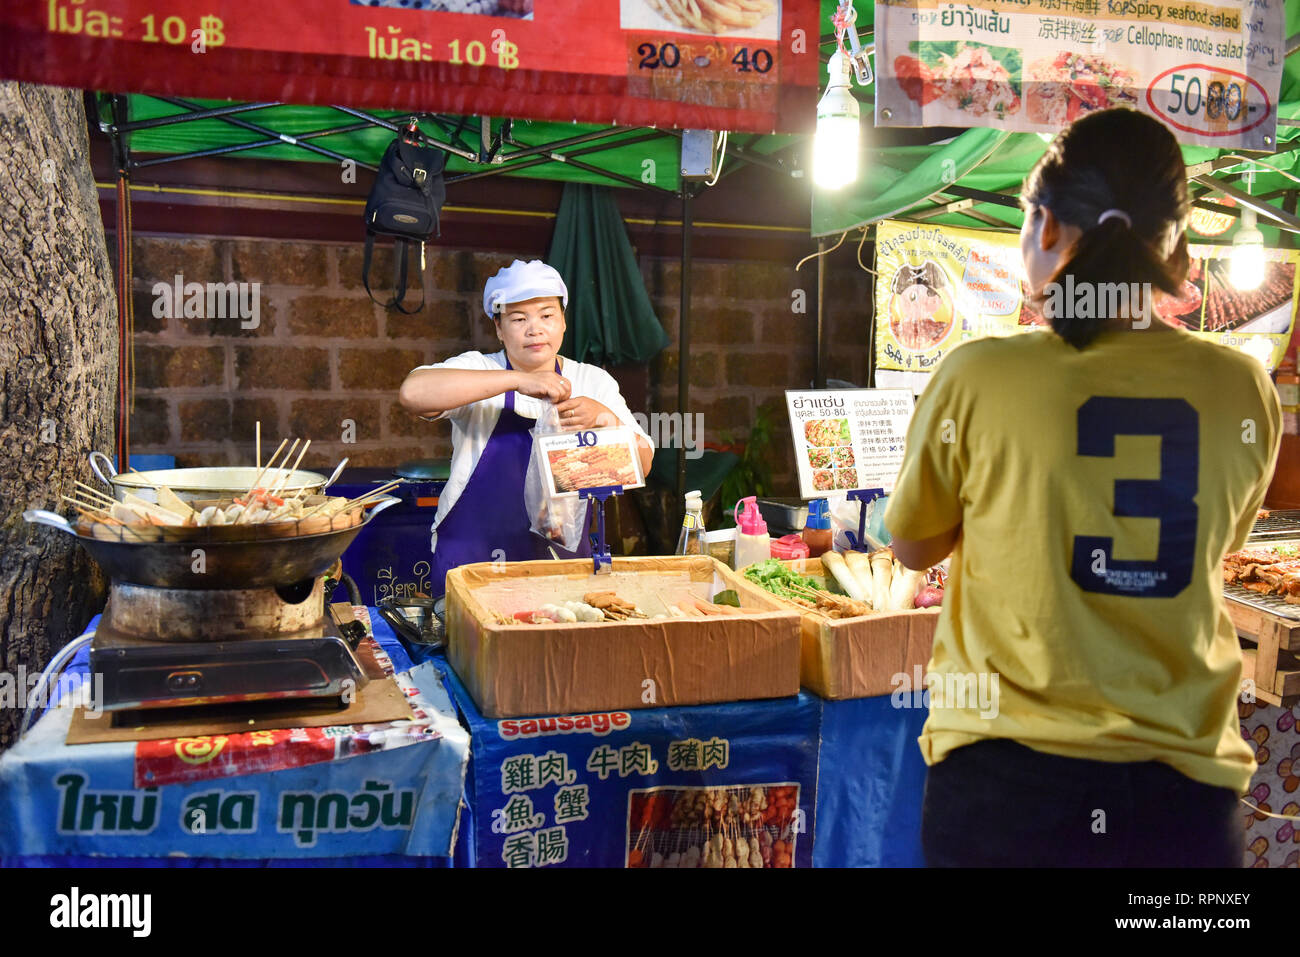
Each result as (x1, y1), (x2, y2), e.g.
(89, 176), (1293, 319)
(1039, 219), (1189, 349)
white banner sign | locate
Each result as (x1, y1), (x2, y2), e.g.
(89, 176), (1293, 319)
(875, 0), (1283, 149)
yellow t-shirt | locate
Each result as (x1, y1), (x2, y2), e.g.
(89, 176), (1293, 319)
(883, 325), (1280, 794)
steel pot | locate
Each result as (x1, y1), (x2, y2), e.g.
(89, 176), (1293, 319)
(89, 451), (347, 504)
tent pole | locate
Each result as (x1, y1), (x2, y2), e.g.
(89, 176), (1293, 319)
(157, 97), (377, 169)
(110, 100), (282, 133)
(676, 188), (693, 503)
(815, 239), (827, 389)
(446, 131), (671, 188)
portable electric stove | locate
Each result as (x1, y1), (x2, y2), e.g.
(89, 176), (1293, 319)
(25, 493), (399, 715)
(90, 577), (370, 712)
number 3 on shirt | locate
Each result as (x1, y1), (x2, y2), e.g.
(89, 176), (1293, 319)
(1070, 397), (1198, 597)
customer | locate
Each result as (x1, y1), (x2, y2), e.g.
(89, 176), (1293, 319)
(885, 108), (1280, 867)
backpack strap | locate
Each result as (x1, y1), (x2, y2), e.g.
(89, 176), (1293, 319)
(361, 231), (390, 308)
(389, 239), (426, 316)
(362, 233), (426, 313)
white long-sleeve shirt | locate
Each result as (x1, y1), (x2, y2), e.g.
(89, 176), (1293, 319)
(411, 350), (652, 552)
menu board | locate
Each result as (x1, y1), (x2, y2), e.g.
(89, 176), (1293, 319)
(875, 0), (1283, 149)
(536, 427), (646, 498)
(0, 0), (819, 134)
(785, 389), (914, 500)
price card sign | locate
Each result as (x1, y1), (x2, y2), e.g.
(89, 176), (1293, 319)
(536, 427), (646, 499)
(785, 389), (914, 500)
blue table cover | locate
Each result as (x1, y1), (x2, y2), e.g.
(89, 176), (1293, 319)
(0, 611), (469, 867)
(3, 614), (932, 868)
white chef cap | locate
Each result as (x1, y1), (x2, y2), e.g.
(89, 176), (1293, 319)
(482, 260), (569, 318)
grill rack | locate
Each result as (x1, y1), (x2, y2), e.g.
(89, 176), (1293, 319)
(1248, 510), (1300, 541)
(1223, 582), (1300, 621)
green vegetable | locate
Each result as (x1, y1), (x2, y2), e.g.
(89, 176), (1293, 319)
(713, 589), (741, 607)
(742, 559), (819, 601)
(1276, 545), (1299, 558)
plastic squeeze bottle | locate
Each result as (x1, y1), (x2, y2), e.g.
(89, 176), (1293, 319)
(801, 499), (833, 558)
(733, 496), (771, 570)
(675, 489), (706, 556)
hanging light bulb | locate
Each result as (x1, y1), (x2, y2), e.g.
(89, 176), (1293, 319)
(1230, 206), (1266, 291)
(813, 49), (860, 190)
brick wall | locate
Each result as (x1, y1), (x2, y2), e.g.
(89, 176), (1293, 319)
(640, 252), (874, 491)
(128, 235), (873, 493)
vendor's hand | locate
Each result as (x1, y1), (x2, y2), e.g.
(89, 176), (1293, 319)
(514, 370), (571, 403)
(555, 396), (618, 430)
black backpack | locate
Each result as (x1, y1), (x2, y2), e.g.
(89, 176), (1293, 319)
(363, 133), (447, 314)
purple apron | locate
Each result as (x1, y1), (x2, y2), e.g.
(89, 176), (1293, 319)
(430, 358), (591, 597)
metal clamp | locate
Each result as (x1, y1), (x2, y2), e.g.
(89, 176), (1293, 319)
(845, 488), (886, 552)
(578, 485), (624, 575)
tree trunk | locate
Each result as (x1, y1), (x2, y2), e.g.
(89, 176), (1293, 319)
(0, 83), (117, 752)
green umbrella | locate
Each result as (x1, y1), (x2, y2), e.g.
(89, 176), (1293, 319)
(549, 182), (669, 364)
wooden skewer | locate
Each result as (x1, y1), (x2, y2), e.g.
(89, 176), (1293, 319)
(272, 438), (310, 497)
(267, 438), (300, 493)
(342, 480), (402, 505)
(243, 436), (288, 501)
(61, 495), (115, 517)
(256, 420), (261, 471)
(297, 480), (402, 525)
(74, 506), (121, 525)
(236, 438), (292, 523)
(344, 481), (402, 509)
(74, 481), (118, 505)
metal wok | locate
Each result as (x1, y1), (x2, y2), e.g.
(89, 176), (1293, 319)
(24, 497), (398, 590)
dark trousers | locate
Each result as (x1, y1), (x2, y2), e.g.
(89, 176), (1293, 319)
(921, 738), (1244, 867)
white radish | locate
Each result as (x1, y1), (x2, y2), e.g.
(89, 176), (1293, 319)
(822, 551), (868, 603)
(869, 549), (893, 612)
(889, 566), (927, 611)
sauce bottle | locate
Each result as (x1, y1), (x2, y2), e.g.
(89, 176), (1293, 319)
(733, 496), (771, 571)
(802, 499), (833, 558)
(675, 489), (706, 556)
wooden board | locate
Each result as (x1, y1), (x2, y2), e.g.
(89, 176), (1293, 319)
(64, 673), (412, 745)
(1227, 597), (1300, 706)
(1240, 649), (1300, 706)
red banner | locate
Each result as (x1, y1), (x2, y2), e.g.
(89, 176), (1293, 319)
(0, 0), (820, 134)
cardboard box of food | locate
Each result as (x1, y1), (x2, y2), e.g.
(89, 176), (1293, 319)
(443, 556), (802, 718)
(775, 556), (940, 700)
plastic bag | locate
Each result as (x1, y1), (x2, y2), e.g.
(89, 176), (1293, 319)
(829, 492), (891, 552)
(524, 402), (589, 553)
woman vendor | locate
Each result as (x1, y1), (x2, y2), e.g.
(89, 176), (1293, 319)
(398, 259), (654, 595)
